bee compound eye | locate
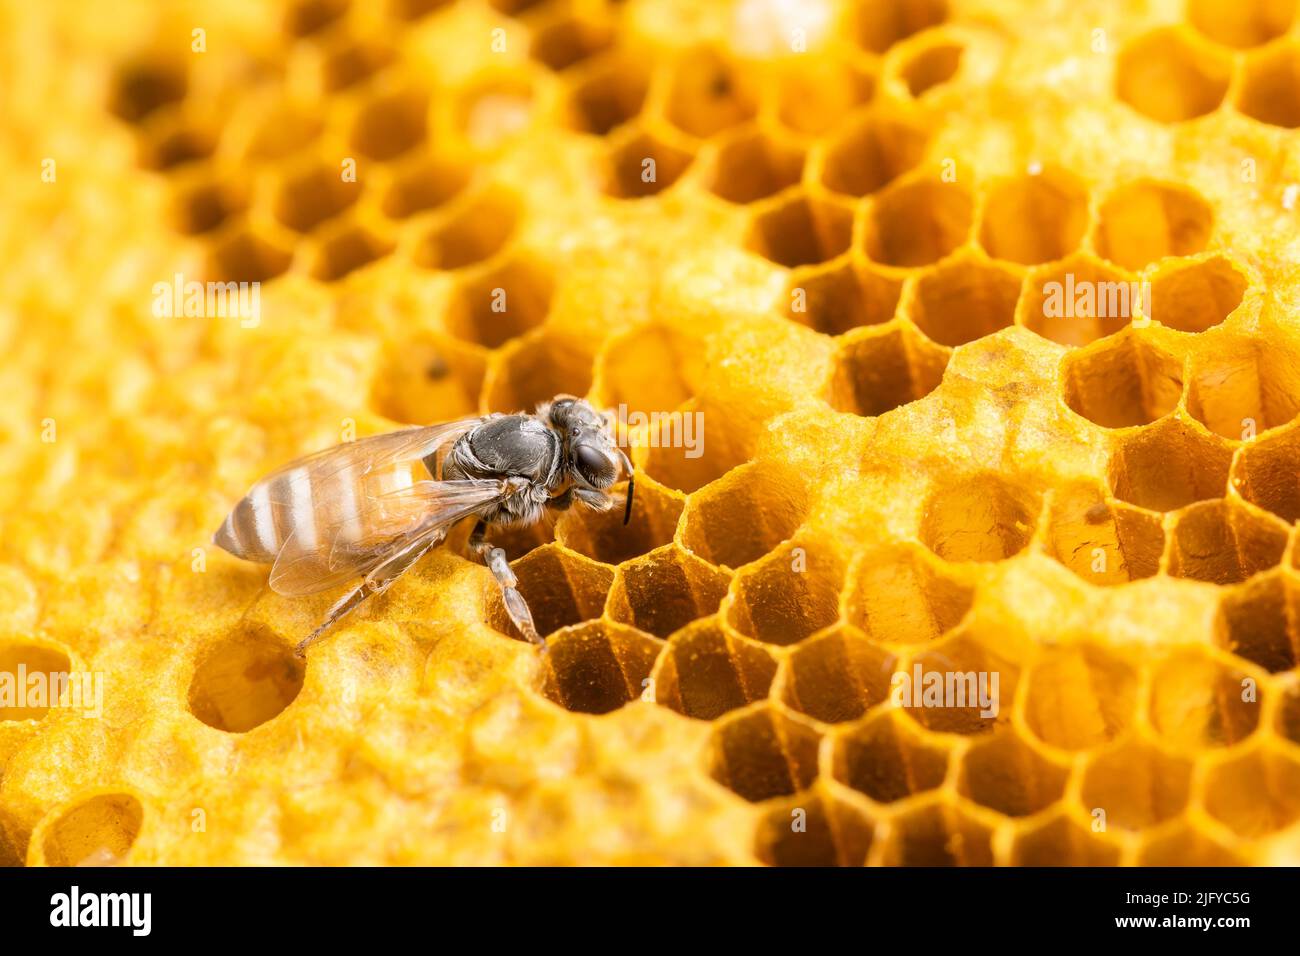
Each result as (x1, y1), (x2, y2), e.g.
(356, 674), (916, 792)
(574, 442), (612, 481)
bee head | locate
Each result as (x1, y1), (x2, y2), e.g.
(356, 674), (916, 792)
(543, 396), (634, 523)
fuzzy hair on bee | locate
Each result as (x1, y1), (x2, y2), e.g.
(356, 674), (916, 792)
(213, 395), (634, 656)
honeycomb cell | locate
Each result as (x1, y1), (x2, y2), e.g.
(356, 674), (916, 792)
(39, 793), (144, 867)
(596, 324), (704, 420)
(978, 168), (1089, 266)
(843, 544), (973, 644)
(899, 37), (963, 96)
(908, 254), (1021, 347)
(1020, 254), (1139, 346)
(879, 799), (993, 866)
(170, 174), (248, 236)
(828, 323), (949, 416)
(380, 153), (471, 219)
(900, 631), (1016, 735)
(1060, 330), (1182, 429)
(863, 176), (973, 268)
(272, 160), (361, 233)
(557, 476), (681, 565)
(653, 618), (777, 720)
(1280, 683), (1300, 746)
(483, 519), (554, 563)
(1233, 419), (1300, 522)
(851, 0), (949, 54)
(309, 222), (395, 281)
(680, 460), (807, 570)
(702, 127), (804, 205)
(727, 541), (844, 647)
(1214, 571), (1300, 672)
(444, 255), (552, 348)
(1186, 342), (1300, 441)
(744, 191), (853, 268)
(1115, 27), (1231, 123)
(783, 258), (902, 336)
(369, 332), (484, 426)
(1202, 746), (1300, 837)
(1044, 483), (1163, 585)
(1094, 179), (1213, 270)
(0, 638), (71, 721)
(1137, 824), (1245, 866)
(956, 728), (1068, 816)
(1021, 644), (1136, 751)
(781, 625), (898, 723)
(482, 327), (595, 414)
(606, 544), (730, 638)
(663, 47), (757, 139)
(918, 472), (1040, 563)
(1007, 813), (1121, 866)
(1167, 498), (1287, 585)
(536, 621), (662, 715)
(1078, 739), (1192, 830)
(771, 60), (876, 137)
(1148, 255), (1247, 334)
(388, 0), (453, 20)
(350, 86), (428, 161)
(602, 128), (694, 200)
(707, 705), (820, 802)
(832, 709), (948, 802)
(487, 0), (545, 15)
(108, 56), (186, 124)
(1239, 42), (1300, 127)
(1188, 0), (1295, 48)
(206, 225), (293, 284)
(139, 114), (216, 171)
(285, 0), (349, 37)
(639, 397), (748, 494)
(1148, 648), (1260, 750)
(565, 54), (649, 135)
(231, 100), (325, 165)
(456, 75), (534, 150)
(414, 188), (519, 269)
(486, 544), (612, 641)
(1107, 415), (1233, 511)
(187, 624), (305, 733)
(754, 791), (874, 867)
(529, 11), (613, 72)
(315, 33), (395, 93)
(817, 109), (927, 199)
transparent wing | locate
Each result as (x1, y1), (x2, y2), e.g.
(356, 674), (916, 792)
(263, 419), (480, 486)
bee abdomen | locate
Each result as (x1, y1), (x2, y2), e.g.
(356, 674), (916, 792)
(213, 478), (286, 563)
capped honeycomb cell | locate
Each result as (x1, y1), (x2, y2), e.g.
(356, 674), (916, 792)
(1167, 498), (1287, 585)
(1201, 746), (1300, 837)
(1021, 644), (1136, 751)
(744, 191), (853, 268)
(1147, 648), (1260, 751)
(187, 624), (305, 733)
(707, 705), (820, 802)
(898, 36), (963, 97)
(831, 709), (948, 802)
(0, 638), (72, 722)
(817, 109), (928, 199)
(1214, 571), (1300, 672)
(702, 126), (804, 205)
(978, 168), (1089, 266)
(414, 187), (519, 270)
(536, 621), (662, 715)
(606, 544), (730, 638)
(1044, 483), (1163, 585)
(1186, 341), (1300, 440)
(1148, 255), (1247, 334)
(680, 460), (808, 570)
(564, 54), (649, 135)
(879, 799), (993, 865)
(485, 543), (613, 641)
(782, 258), (903, 336)
(1060, 330), (1183, 429)
(1237, 41), (1300, 127)
(863, 176), (973, 267)
(653, 619), (777, 720)
(754, 790), (874, 867)
(380, 153), (471, 219)
(1233, 418), (1300, 522)
(1107, 415), (1233, 511)
(828, 323), (949, 417)
(350, 86), (429, 161)
(851, 0), (949, 54)
(843, 543), (973, 644)
(602, 128), (694, 200)
(1188, 0), (1295, 48)
(272, 160), (362, 233)
(780, 625), (898, 723)
(444, 255), (553, 348)
(1078, 739), (1191, 830)
(956, 727), (1068, 816)
(727, 541), (845, 647)
(557, 476), (681, 565)
(908, 253), (1021, 347)
(309, 221), (395, 281)
(38, 793), (144, 867)
(1094, 180), (1213, 270)
(1008, 813), (1121, 866)
(662, 47), (757, 139)
(1116, 27), (1231, 123)
(918, 472), (1041, 563)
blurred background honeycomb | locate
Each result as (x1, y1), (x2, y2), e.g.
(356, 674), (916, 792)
(3, 0), (1300, 866)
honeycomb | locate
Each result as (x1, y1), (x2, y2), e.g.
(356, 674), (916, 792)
(5, 0), (1300, 867)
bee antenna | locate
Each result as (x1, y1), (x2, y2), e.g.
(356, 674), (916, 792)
(617, 449), (634, 525)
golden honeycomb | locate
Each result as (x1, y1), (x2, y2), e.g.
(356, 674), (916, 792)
(4, 0), (1300, 867)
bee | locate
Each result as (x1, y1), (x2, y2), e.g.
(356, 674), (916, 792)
(213, 396), (633, 657)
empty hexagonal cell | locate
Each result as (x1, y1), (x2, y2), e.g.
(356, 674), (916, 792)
(1202, 746), (1300, 837)
(1167, 498), (1287, 585)
(957, 727), (1068, 816)
(843, 543), (973, 643)
(0, 638), (71, 721)
(557, 475), (682, 565)
(1215, 571), (1300, 672)
(1148, 255), (1247, 333)
(1078, 739), (1192, 831)
(387, 0), (453, 18)
(828, 323), (949, 416)
(899, 631), (1016, 735)
(284, 0), (348, 36)
(188, 623), (304, 732)
(771, 60), (875, 137)
(653, 618), (777, 720)
(1237, 41), (1300, 127)
(602, 128), (694, 200)
(832, 708), (947, 803)
(607, 545), (730, 638)
(1148, 648), (1260, 750)
(744, 191), (853, 268)
(978, 168), (1089, 266)
(1189, 0), (1295, 48)
(908, 254), (1021, 347)
(380, 153), (471, 219)
(1280, 683), (1300, 746)
(536, 621), (662, 715)
(680, 460), (807, 570)
(231, 100), (325, 165)
(565, 54), (649, 135)
(919, 472), (1041, 563)
(109, 56), (187, 124)
(879, 799), (993, 866)
(851, 0), (948, 54)
(781, 625), (898, 723)
(483, 519), (555, 563)
(754, 790), (874, 866)
(703, 127), (804, 205)
(1186, 341), (1300, 441)
(596, 324), (704, 420)
(707, 705), (820, 802)
(727, 541), (844, 647)
(638, 397), (749, 494)
(273, 160), (362, 233)
(1019, 255), (1140, 347)
(817, 109), (927, 199)
(1107, 416), (1232, 511)
(482, 327), (595, 414)
(206, 226), (293, 284)
(138, 114), (216, 171)
(899, 37), (963, 96)
(1060, 331), (1183, 428)
(315, 33), (395, 93)
(663, 47), (758, 139)
(486, 544), (613, 641)
(1095, 180), (1213, 270)
(350, 87), (428, 161)
(529, 11), (613, 71)
(1116, 27), (1231, 123)
(444, 256), (552, 348)
(783, 259), (903, 336)
(414, 188), (519, 270)
(1234, 419), (1300, 521)
(369, 332), (484, 425)
(1044, 483), (1163, 585)
(1137, 823), (1244, 866)
(170, 175), (248, 236)
(863, 177), (973, 267)
(39, 793), (144, 867)
(309, 222), (395, 281)
(487, 0), (545, 14)
(1008, 813), (1121, 866)
(1021, 643), (1136, 751)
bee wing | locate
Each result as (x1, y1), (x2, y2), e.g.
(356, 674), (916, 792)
(263, 419), (481, 485)
(268, 478), (511, 596)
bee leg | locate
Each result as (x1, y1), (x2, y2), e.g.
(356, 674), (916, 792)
(468, 519), (543, 649)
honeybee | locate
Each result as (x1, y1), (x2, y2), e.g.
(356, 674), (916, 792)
(214, 396), (633, 656)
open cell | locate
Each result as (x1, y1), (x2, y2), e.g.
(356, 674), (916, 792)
(444, 256), (552, 349)
(1019, 253), (1138, 347)
(537, 621), (662, 715)
(781, 625), (898, 723)
(851, 0), (949, 54)
(831, 709), (948, 803)
(1060, 331), (1183, 429)
(1186, 342), (1300, 441)
(1008, 814), (1121, 866)
(188, 624), (304, 733)
(704, 127), (805, 205)
(1166, 498), (1287, 585)
(606, 544), (731, 638)
(1078, 739), (1192, 830)
(171, 176), (248, 236)
(1095, 180), (1213, 270)
(350, 87), (428, 161)
(602, 130), (694, 200)
(754, 791), (873, 866)
(1044, 483), (1163, 585)
(1107, 416), (1233, 512)
(1234, 420), (1300, 522)
(482, 328), (595, 414)
(1137, 824), (1244, 866)
(139, 115), (216, 171)
(557, 475), (682, 566)
(900, 38), (963, 96)
(900, 632), (1017, 735)
(818, 109), (927, 199)
(596, 324), (704, 420)
(1238, 43), (1300, 127)
(369, 333), (484, 426)
(1148, 255), (1247, 334)
(309, 223), (395, 281)
(272, 161), (361, 233)
(1116, 27), (1231, 123)
(1021, 644), (1136, 751)
(316, 34), (395, 93)
(284, 0), (349, 37)
(40, 793), (144, 867)
(486, 544), (612, 641)
(978, 168), (1089, 266)
(529, 13), (613, 72)
(1147, 648), (1260, 750)
(680, 460), (807, 570)
(1188, 0), (1295, 48)
(828, 324), (949, 417)
(653, 618), (777, 721)
(109, 56), (186, 124)
(414, 188), (519, 270)
(207, 227), (293, 284)
(663, 47), (757, 139)
(956, 728), (1068, 816)
(843, 544), (973, 643)
(639, 397), (748, 495)
(0, 639), (72, 721)
(879, 800), (993, 866)
(908, 254), (1021, 347)
(727, 541), (844, 647)
(783, 259), (903, 336)
(1201, 747), (1300, 837)
(863, 177), (973, 267)
(380, 154), (471, 219)
(744, 192), (853, 269)
(772, 60), (875, 137)
(1214, 571), (1300, 672)
(565, 55), (649, 135)
(918, 472), (1041, 563)
(707, 705), (820, 802)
